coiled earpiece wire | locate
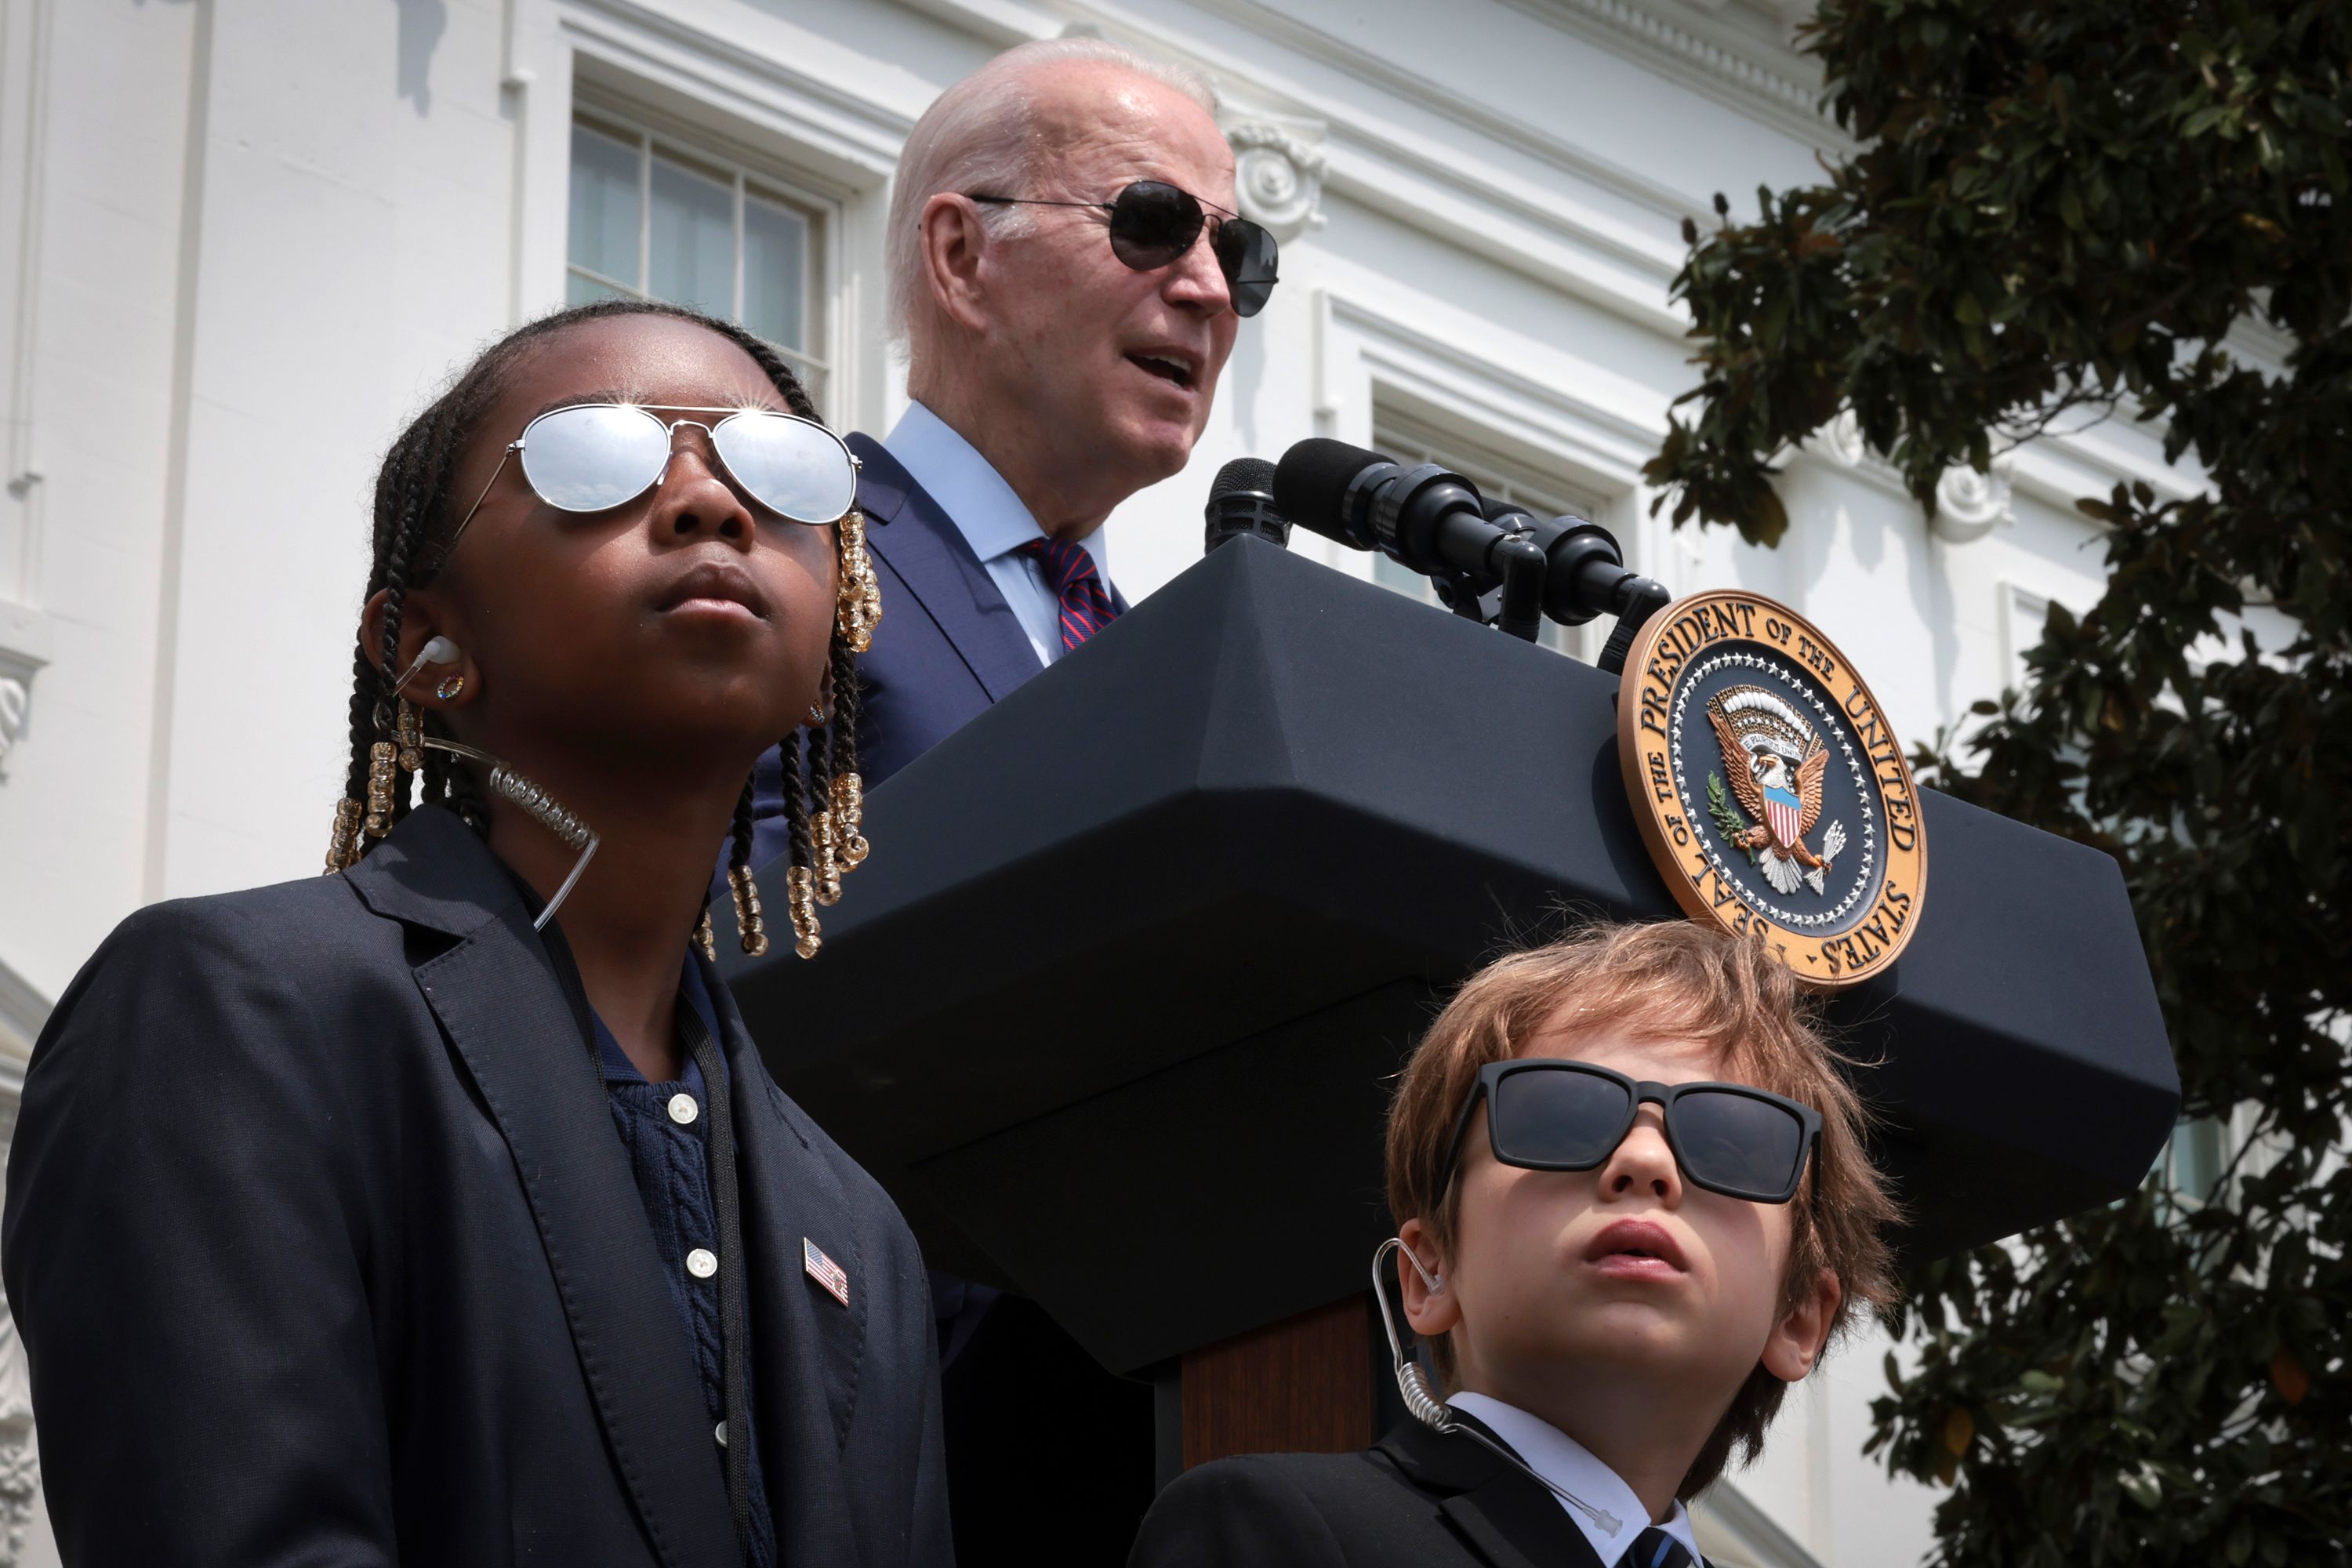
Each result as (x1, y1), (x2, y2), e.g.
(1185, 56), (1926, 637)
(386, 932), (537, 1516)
(421, 739), (599, 930)
(1370, 1237), (1624, 1537)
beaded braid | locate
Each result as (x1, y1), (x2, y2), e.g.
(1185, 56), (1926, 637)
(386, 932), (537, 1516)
(772, 731), (822, 959)
(321, 296), (869, 964)
(805, 710), (839, 906)
(724, 778), (768, 957)
(825, 637), (869, 876)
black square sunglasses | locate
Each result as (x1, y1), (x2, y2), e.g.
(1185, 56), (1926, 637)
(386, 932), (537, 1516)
(967, 180), (1279, 318)
(1439, 1059), (1824, 1206)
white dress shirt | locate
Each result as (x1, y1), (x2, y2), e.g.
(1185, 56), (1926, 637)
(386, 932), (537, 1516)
(1447, 1392), (1704, 1566)
(881, 401), (1113, 669)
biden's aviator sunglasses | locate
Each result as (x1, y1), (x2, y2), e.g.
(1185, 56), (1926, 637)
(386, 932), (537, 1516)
(1439, 1059), (1824, 1206)
(441, 402), (862, 564)
(967, 180), (1280, 318)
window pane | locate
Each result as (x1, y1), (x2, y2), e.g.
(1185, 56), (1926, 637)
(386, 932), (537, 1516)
(568, 124), (641, 287)
(566, 272), (633, 309)
(742, 191), (808, 351)
(1373, 553), (1435, 604)
(648, 152), (735, 319)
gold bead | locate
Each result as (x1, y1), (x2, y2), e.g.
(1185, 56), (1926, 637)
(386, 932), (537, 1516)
(785, 863), (822, 960)
(693, 909), (717, 962)
(324, 798), (364, 874)
(836, 510), (881, 653)
(395, 699), (424, 773)
(729, 864), (769, 957)
(830, 773), (869, 871)
(811, 807), (844, 906)
(365, 741), (397, 837)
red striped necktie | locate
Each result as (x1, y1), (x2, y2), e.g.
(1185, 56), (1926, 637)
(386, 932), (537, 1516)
(1016, 536), (1120, 652)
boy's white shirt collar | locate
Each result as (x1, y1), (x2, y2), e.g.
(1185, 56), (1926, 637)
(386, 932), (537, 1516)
(1446, 1392), (1703, 1567)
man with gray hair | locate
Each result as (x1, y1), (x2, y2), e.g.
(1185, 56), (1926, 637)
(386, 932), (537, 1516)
(740, 34), (1279, 1563)
(747, 37), (1274, 852)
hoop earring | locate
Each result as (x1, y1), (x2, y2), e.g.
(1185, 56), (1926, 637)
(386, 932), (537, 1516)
(437, 673), (467, 701)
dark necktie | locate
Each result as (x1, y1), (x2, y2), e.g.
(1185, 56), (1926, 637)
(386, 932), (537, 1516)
(1625, 1527), (1697, 1568)
(1016, 536), (1118, 652)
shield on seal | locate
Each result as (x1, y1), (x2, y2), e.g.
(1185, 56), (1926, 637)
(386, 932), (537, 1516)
(1764, 782), (1804, 851)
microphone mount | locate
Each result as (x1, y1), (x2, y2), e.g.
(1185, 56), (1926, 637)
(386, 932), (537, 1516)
(1270, 438), (1670, 670)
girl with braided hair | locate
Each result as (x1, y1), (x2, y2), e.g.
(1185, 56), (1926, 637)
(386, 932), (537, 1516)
(2, 301), (949, 1568)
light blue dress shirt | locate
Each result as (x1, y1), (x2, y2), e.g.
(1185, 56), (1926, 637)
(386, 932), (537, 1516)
(881, 400), (1113, 668)
(1448, 1392), (1704, 1566)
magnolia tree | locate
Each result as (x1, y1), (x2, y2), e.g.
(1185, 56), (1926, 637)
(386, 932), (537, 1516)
(1645, 1), (2349, 1562)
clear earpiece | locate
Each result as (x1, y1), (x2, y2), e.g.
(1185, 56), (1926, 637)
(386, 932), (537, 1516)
(394, 636), (463, 694)
(1368, 1236), (1622, 1537)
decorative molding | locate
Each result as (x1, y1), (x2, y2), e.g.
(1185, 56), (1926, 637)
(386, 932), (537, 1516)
(1933, 457), (2014, 543)
(1316, 286), (1664, 495)
(1497, 0), (1840, 147)
(1813, 414), (2017, 542)
(1817, 408), (1867, 468)
(1080, 0), (1699, 332)
(1222, 115), (1327, 243)
(0, 598), (49, 780)
(0, 958), (45, 1062)
(0, 1296), (31, 1568)
(0, 1047), (31, 1566)
(0, 673), (25, 775)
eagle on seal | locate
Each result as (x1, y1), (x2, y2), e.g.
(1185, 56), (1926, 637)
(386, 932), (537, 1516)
(1707, 686), (1848, 896)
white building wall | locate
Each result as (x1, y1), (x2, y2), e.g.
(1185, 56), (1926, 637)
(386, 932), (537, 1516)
(0, 1), (2209, 1562)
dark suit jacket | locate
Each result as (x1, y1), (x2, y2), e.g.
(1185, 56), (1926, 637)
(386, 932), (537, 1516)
(746, 431), (1130, 869)
(1130, 1421), (1670, 1568)
(3, 805), (952, 1568)
(740, 429), (1152, 1563)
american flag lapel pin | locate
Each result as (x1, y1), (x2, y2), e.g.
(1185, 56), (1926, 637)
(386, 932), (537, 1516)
(803, 1237), (850, 1307)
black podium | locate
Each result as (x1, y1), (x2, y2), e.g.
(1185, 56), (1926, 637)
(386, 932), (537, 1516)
(722, 536), (2176, 1443)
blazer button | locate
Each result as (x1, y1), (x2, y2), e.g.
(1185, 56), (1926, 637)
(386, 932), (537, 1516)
(714, 1421), (728, 1448)
(667, 1093), (699, 1126)
(687, 1247), (718, 1279)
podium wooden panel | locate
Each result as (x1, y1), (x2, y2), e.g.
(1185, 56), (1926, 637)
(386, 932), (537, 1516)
(1182, 1296), (1374, 1469)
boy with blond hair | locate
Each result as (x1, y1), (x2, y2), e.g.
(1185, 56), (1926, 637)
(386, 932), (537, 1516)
(1131, 920), (1900, 1568)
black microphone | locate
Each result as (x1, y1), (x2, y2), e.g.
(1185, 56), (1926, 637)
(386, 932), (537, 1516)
(1203, 458), (1289, 555)
(1271, 438), (1530, 586)
(1481, 495), (1672, 673)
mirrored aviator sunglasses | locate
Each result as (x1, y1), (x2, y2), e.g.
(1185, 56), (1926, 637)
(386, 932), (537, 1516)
(441, 402), (862, 568)
(1440, 1058), (1824, 1205)
(515, 403), (860, 523)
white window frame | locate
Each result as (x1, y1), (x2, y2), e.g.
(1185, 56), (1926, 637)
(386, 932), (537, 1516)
(1370, 402), (1617, 660)
(1307, 281), (1665, 664)
(567, 102), (836, 409)
(504, 2), (910, 435)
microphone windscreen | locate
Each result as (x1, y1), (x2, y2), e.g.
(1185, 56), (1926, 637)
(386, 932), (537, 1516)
(1210, 456), (1278, 501)
(1273, 438), (1387, 533)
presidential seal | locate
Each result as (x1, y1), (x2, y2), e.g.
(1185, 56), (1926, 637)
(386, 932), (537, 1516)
(1617, 590), (1927, 988)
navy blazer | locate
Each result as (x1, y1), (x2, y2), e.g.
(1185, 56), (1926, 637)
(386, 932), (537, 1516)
(1130, 1420), (1653, 1568)
(746, 432), (1127, 870)
(3, 805), (952, 1568)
